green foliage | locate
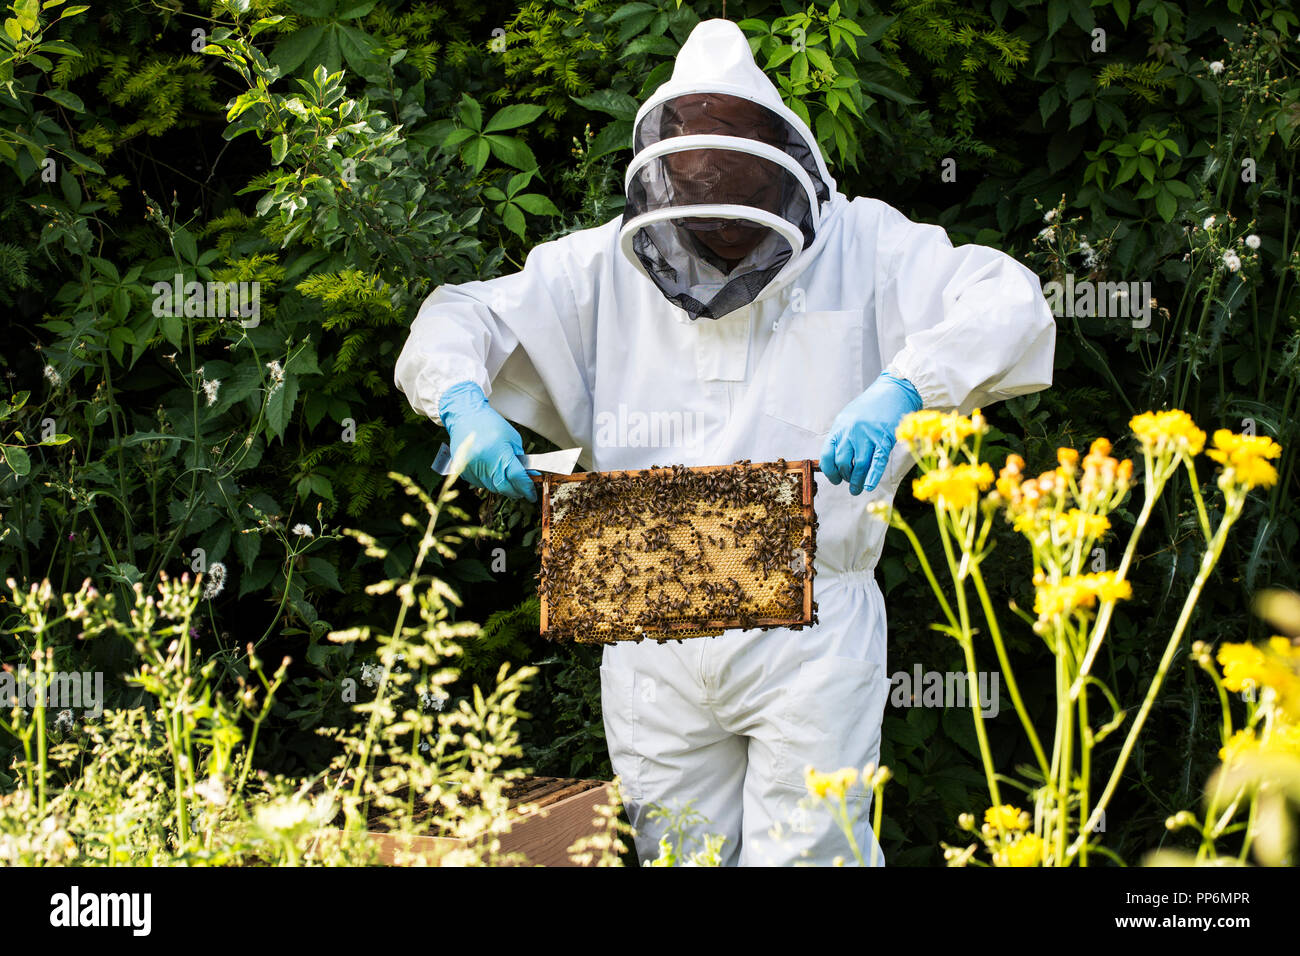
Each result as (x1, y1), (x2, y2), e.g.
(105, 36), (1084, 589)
(2, 0), (1298, 865)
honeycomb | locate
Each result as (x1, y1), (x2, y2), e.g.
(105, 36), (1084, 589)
(537, 459), (818, 644)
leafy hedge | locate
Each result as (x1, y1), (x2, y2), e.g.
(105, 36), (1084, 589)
(2, 0), (1297, 864)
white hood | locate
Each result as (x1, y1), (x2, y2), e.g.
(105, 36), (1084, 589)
(619, 18), (837, 320)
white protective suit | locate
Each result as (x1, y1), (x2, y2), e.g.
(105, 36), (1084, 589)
(395, 18), (1056, 865)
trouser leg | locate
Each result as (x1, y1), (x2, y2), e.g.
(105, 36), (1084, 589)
(600, 638), (747, 865)
(715, 573), (892, 866)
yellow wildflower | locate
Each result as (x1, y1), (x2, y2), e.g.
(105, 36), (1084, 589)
(1217, 641), (1269, 693)
(1130, 410), (1207, 457)
(912, 463), (995, 510)
(1206, 430), (1282, 490)
(1218, 637), (1300, 718)
(984, 805), (1030, 831)
(994, 832), (1044, 867)
(1218, 728), (1258, 766)
(1052, 508), (1110, 540)
(896, 409), (985, 455)
(1034, 571), (1132, 619)
(805, 766), (858, 801)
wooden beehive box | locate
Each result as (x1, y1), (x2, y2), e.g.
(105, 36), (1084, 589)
(314, 776), (618, 867)
(537, 459), (818, 644)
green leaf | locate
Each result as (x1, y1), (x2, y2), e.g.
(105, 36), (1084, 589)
(172, 227), (198, 265)
(335, 0), (377, 17)
(513, 193), (561, 216)
(502, 203), (525, 237)
(2, 446), (31, 477)
(570, 90), (639, 122)
(306, 556), (343, 591)
(457, 93), (483, 132)
(1047, 0), (1069, 37)
(63, 150), (104, 174)
(1154, 188), (1176, 222)
(265, 374), (300, 442)
(483, 103), (546, 133)
(44, 88), (84, 112)
(464, 137), (490, 173)
(270, 24), (325, 75)
(0, 391), (30, 420)
(621, 34), (678, 58)
(485, 134), (537, 171)
(270, 132), (288, 165)
(160, 314), (184, 349)
(38, 434), (73, 446)
(608, 1), (655, 23)
(587, 120), (633, 160)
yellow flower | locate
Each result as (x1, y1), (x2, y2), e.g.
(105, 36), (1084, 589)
(896, 409), (986, 455)
(912, 463), (995, 510)
(984, 804), (1030, 831)
(1217, 638), (1300, 718)
(994, 832), (1044, 867)
(1034, 571), (1132, 619)
(1218, 728), (1258, 765)
(1206, 429), (1282, 489)
(1217, 641), (1268, 693)
(1052, 508), (1110, 540)
(1130, 410), (1207, 457)
(805, 766), (858, 801)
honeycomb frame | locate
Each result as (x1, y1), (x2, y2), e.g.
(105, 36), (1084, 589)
(536, 459), (818, 644)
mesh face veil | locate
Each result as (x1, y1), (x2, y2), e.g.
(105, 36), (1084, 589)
(618, 23), (836, 321)
(622, 93), (830, 320)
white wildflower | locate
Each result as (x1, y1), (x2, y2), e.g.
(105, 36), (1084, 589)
(1203, 215), (1216, 229)
(291, 523), (314, 538)
(265, 360), (285, 388)
(420, 689), (449, 711)
(1223, 250), (1241, 272)
(1036, 226), (1056, 244)
(1079, 238), (1096, 268)
(54, 709), (75, 736)
(201, 562), (227, 600)
(1209, 61), (1224, 74)
(202, 378), (221, 407)
(43, 365), (62, 389)
(360, 662), (382, 689)
(1245, 234), (1260, 250)
(1043, 208), (1057, 223)
(194, 775), (229, 807)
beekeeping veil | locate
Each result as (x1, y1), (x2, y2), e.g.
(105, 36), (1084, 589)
(620, 19), (836, 320)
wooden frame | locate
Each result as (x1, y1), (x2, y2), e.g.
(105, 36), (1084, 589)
(314, 776), (619, 867)
(538, 459), (818, 640)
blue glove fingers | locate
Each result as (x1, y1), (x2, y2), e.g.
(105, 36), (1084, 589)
(834, 433), (860, 490)
(503, 457), (538, 502)
(819, 433), (845, 484)
(864, 433), (894, 492)
(848, 434), (875, 495)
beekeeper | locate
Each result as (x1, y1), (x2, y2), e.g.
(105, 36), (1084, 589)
(395, 18), (1055, 865)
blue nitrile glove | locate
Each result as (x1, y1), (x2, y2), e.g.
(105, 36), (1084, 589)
(438, 380), (537, 502)
(819, 371), (923, 495)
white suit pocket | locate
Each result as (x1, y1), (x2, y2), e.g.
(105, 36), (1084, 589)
(774, 656), (890, 790)
(762, 310), (865, 435)
(599, 663), (643, 800)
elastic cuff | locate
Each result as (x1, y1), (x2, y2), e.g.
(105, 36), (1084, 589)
(884, 351), (945, 411)
(423, 362), (491, 426)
